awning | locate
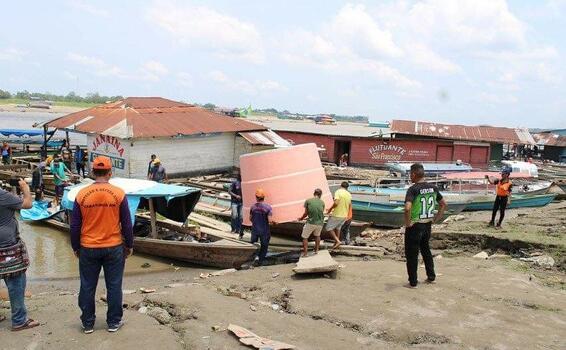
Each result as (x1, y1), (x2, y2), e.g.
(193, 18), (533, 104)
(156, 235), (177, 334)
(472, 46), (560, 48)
(0, 129), (54, 137)
(239, 130), (291, 147)
(62, 178), (201, 223)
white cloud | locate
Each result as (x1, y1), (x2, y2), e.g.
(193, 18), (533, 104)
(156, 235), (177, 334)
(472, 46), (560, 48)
(67, 52), (127, 78)
(0, 48), (26, 61)
(143, 60), (168, 75)
(68, 0), (109, 17)
(328, 4), (403, 59)
(67, 53), (169, 82)
(208, 70), (287, 95)
(477, 92), (518, 104)
(407, 43), (461, 73)
(147, 2), (265, 64)
(177, 72), (193, 88)
(63, 71), (78, 80)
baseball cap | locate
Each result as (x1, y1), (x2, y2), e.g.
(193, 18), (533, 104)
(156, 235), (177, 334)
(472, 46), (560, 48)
(255, 188), (266, 198)
(92, 156), (112, 170)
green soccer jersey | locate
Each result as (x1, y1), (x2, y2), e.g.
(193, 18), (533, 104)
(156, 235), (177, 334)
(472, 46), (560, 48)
(405, 182), (443, 223)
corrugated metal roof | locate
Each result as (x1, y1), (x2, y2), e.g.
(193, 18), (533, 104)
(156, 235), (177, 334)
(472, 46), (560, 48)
(45, 97), (266, 139)
(533, 133), (566, 147)
(390, 119), (535, 145)
(239, 130), (292, 147)
(255, 119), (392, 138)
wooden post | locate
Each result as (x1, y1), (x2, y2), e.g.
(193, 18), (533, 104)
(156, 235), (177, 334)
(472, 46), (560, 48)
(148, 198), (158, 238)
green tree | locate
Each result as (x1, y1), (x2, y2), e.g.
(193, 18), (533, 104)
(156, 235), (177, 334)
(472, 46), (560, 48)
(0, 89), (11, 99)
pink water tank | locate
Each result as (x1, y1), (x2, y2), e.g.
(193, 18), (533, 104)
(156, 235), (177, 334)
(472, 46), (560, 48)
(240, 143), (333, 225)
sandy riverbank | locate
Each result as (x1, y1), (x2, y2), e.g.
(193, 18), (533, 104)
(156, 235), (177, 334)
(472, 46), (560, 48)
(1, 255), (565, 350)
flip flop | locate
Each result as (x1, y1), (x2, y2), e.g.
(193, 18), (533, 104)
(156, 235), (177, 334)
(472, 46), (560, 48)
(11, 319), (40, 331)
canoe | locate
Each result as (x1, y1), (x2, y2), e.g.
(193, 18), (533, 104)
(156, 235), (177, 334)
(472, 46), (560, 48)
(462, 193), (558, 211)
(351, 199), (459, 228)
(132, 216), (256, 269)
(350, 197), (469, 215)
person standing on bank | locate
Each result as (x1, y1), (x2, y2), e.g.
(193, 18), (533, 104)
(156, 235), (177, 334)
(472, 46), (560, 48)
(229, 173), (244, 238)
(147, 154), (156, 179)
(486, 169), (512, 229)
(149, 159), (167, 183)
(70, 156), (133, 334)
(0, 178), (40, 331)
(325, 182), (352, 250)
(404, 163), (447, 289)
(298, 188), (325, 257)
(74, 146), (86, 177)
(249, 189), (274, 265)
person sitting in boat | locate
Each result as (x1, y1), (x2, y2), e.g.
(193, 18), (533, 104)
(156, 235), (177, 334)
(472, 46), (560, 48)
(486, 169), (512, 229)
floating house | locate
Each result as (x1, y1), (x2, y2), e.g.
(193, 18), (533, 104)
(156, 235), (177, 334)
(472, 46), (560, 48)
(45, 97), (289, 178)
(258, 118), (535, 168)
(533, 132), (566, 162)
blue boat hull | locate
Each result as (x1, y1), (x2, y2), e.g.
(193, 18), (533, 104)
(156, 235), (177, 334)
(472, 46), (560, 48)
(463, 194), (557, 211)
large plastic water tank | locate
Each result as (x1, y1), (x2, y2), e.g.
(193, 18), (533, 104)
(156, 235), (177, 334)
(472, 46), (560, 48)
(240, 143), (333, 225)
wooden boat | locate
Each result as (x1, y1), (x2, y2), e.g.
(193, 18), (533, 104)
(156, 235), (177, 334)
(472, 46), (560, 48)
(27, 178), (258, 269)
(462, 193), (557, 211)
(132, 216), (256, 269)
(198, 193), (371, 240)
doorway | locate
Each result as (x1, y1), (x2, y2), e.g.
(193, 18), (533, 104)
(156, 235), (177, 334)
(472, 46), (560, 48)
(334, 140), (351, 165)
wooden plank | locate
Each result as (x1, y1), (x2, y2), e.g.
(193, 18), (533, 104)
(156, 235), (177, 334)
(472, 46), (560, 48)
(189, 212), (231, 232)
(0, 164), (29, 170)
(148, 198), (158, 238)
(293, 250), (338, 274)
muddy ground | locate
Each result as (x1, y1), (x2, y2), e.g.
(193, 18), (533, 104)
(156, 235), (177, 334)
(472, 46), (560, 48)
(2, 254), (565, 350)
(2, 201), (565, 349)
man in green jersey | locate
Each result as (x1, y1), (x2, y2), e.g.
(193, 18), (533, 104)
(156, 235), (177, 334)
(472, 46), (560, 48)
(298, 188), (325, 257)
(404, 163), (447, 288)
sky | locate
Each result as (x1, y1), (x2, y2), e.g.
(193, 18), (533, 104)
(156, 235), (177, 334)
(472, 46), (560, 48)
(1, 0), (565, 128)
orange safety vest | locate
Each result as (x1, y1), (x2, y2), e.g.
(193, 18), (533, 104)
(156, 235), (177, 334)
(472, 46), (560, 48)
(76, 182), (126, 248)
(496, 180), (512, 197)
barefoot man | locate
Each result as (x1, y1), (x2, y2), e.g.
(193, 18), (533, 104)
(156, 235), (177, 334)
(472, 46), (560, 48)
(404, 163), (447, 288)
(325, 182), (351, 249)
(298, 188), (325, 257)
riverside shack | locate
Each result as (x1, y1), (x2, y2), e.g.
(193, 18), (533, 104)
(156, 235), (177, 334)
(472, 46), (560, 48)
(44, 97), (288, 178)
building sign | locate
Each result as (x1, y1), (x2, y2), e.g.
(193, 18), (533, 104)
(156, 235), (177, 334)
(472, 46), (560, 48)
(87, 134), (129, 176)
(369, 144), (407, 161)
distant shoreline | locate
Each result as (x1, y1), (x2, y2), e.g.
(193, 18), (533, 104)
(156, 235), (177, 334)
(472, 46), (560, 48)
(0, 103), (86, 114)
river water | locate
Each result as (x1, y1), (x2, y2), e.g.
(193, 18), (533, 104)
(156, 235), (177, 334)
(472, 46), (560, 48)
(2, 112), (175, 279)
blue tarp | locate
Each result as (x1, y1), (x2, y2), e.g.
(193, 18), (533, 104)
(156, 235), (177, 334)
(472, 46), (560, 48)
(61, 178), (200, 224)
(20, 200), (62, 221)
(0, 129), (54, 137)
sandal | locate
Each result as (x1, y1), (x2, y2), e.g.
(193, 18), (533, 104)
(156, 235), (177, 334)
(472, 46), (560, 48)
(11, 319), (40, 331)
(0, 314), (6, 322)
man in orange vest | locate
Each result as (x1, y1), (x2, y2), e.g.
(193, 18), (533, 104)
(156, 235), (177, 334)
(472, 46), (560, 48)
(486, 169), (513, 229)
(70, 156), (133, 334)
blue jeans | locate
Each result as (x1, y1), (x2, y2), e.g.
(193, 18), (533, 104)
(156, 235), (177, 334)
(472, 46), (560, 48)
(78, 245), (125, 328)
(231, 203), (243, 234)
(2, 272), (27, 327)
(251, 232), (270, 264)
(340, 219), (352, 245)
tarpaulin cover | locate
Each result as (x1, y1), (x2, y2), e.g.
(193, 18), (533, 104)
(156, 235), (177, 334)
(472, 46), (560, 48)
(62, 178), (201, 223)
(20, 200), (62, 221)
(0, 129), (54, 137)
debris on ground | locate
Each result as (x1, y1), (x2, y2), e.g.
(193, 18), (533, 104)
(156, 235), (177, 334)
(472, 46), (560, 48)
(228, 324), (296, 350)
(473, 251), (489, 259)
(139, 288), (156, 294)
(212, 268), (237, 276)
(293, 250), (338, 274)
(520, 255), (555, 269)
(146, 306), (172, 324)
